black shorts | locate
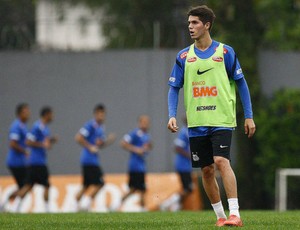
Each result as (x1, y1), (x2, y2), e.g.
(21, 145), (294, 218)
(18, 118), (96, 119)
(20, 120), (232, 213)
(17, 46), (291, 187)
(27, 165), (50, 187)
(189, 130), (232, 168)
(82, 166), (104, 186)
(9, 167), (28, 188)
(128, 172), (146, 191)
(178, 172), (193, 193)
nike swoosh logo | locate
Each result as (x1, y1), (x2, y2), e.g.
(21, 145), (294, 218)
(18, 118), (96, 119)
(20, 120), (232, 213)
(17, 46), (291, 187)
(220, 145), (228, 149)
(197, 67), (214, 75)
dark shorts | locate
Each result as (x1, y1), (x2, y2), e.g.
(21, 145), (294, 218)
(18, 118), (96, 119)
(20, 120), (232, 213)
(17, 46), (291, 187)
(128, 172), (146, 191)
(82, 165), (104, 187)
(27, 165), (50, 187)
(178, 172), (193, 193)
(9, 167), (28, 188)
(189, 130), (232, 168)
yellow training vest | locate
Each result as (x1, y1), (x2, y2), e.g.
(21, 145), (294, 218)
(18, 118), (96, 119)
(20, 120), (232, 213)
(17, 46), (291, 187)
(183, 43), (236, 128)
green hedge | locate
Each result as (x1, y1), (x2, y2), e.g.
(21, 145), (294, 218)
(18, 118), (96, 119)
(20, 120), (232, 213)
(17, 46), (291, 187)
(255, 89), (300, 209)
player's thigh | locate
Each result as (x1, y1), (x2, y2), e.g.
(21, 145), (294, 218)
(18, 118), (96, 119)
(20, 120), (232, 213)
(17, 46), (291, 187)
(189, 136), (214, 168)
(83, 166), (104, 186)
(36, 166), (50, 188)
(129, 172), (146, 191)
(211, 130), (232, 160)
(9, 167), (27, 188)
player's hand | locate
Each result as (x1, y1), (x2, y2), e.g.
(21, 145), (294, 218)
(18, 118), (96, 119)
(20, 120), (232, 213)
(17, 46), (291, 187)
(167, 117), (179, 133)
(50, 135), (59, 144)
(24, 149), (30, 157)
(244, 118), (256, 138)
(143, 143), (151, 152)
(135, 147), (145, 155)
(43, 140), (51, 149)
(107, 133), (116, 145)
(89, 145), (99, 153)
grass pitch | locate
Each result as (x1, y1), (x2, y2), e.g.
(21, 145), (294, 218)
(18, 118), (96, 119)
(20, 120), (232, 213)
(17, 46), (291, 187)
(0, 211), (299, 229)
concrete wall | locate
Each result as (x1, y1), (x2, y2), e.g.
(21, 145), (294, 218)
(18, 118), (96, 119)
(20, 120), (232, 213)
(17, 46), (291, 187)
(258, 50), (300, 97)
(0, 50), (187, 175)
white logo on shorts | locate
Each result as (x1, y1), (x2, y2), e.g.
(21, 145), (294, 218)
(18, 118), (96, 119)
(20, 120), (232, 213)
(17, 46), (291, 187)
(220, 145), (228, 149)
(192, 152), (199, 161)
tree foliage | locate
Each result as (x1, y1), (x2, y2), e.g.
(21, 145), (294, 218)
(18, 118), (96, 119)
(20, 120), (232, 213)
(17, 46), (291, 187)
(255, 89), (300, 208)
(255, 0), (300, 50)
(67, 0), (196, 48)
(0, 0), (35, 50)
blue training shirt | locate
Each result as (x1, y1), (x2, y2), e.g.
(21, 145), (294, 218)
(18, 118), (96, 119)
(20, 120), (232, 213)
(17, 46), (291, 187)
(174, 126), (192, 173)
(27, 120), (50, 166)
(168, 40), (253, 137)
(123, 128), (151, 173)
(6, 119), (28, 167)
(79, 120), (106, 166)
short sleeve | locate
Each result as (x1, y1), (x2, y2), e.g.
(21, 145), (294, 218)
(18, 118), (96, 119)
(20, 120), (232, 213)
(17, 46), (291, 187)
(79, 122), (91, 137)
(123, 130), (136, 144)
(26, 132), (36, 141)
(27, 125), (39, 141)
(174, 129), (188, 149)
(9, 133), (20, 141)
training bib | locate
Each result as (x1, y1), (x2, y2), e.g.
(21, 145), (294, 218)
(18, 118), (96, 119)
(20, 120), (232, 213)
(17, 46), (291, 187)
(183, 43), (236, 128)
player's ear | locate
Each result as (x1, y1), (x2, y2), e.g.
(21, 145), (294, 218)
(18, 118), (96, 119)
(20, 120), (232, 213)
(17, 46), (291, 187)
(205, 22), (210, 30)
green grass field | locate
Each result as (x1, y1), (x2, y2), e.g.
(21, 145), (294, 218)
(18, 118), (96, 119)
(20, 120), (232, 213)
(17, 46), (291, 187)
(0, 211), (299, 229)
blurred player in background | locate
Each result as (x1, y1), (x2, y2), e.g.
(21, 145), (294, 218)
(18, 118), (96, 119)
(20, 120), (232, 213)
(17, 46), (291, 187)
(1, 103), (30, 211)
(167, 5), (255, 227)
(75, 104), (116, 211)
(120, 115), (152, 210)
(174, 117), (193, 207)
(12, 106), (58, 212)
(160, 116), (193, 212)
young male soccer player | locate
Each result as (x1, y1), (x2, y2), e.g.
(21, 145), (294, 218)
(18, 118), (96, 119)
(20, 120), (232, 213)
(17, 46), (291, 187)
(120, 115), (152, 210)
(174, 117), (193, 207)
(167, 5), (256, 227)
(12, 106), (58, 212)
(2, 103), (30, 210)
(75, 104), (116, 211)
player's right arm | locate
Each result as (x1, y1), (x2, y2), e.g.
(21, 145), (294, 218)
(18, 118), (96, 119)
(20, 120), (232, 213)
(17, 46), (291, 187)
(26, 126), (49, 149)
(10, 140), (28, 155)
(75, 125), (99, 153)
(9, 126), (28, 155)
(120, 133), (145, 156)
(168, 87), (180, 133)
(167, 49), (187, 133)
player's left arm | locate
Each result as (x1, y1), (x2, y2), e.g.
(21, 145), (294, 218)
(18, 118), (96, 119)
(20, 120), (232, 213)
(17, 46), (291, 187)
(143, 139), (153, 152)
(224, 45), (256, 138)
(98, 133), (116, 149)
(174, 132), (190, 158)
(26, 127), (46, 148)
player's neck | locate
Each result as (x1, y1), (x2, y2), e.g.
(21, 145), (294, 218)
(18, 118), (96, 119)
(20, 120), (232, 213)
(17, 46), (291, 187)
(40, 118), (48, 125)
(19, 117), (27, 123)
(194, 34), (212, 51)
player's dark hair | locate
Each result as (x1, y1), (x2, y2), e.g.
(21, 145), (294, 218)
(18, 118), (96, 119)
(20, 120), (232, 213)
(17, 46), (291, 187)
(40, 106), (52, 117)
(187, 5), (216, 31)
(16, 103), (29, 116)
(94, 104), (105, 113)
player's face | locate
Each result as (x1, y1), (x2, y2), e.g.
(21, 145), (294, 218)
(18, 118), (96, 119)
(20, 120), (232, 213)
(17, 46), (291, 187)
(95, 110), (106, 124)
(139, 116), (150, 132)
(20, 107), (30, 123)
(188, 16), (209, 40)
(46, 112), (54, 123)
